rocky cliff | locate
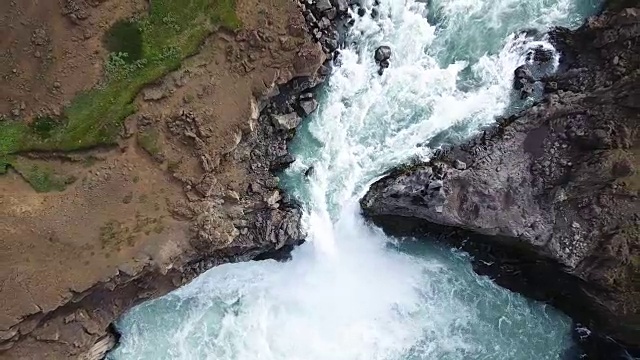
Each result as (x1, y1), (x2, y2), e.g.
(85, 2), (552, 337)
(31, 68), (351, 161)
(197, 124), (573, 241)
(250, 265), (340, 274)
(361, 3), (640, 354)
(0, 0), (349, 358)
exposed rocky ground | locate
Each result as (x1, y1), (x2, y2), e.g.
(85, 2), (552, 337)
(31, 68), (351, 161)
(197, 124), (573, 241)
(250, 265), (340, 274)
(0, 0), (349, 358)
(361, 3), (639, 356)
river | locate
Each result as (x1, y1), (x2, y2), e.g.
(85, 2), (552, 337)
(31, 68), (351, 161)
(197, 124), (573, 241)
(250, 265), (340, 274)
(108, 0), (602, 359)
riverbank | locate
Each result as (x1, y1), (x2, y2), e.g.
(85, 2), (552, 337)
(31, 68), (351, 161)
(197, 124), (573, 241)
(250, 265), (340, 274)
(361, 2), (639, 357)
(0, 0), (348, 358)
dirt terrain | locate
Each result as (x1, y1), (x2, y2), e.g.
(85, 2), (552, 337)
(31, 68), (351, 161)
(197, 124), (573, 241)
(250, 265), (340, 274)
(0, 0), (335, 357)
(0, 0), (148, 119)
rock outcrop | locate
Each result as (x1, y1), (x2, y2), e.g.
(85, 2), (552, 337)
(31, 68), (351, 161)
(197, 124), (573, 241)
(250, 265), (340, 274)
(361, 3), (639, 353)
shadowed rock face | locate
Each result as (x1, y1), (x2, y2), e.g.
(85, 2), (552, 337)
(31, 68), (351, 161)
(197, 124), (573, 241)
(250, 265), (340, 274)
(361, 4), (640, 350)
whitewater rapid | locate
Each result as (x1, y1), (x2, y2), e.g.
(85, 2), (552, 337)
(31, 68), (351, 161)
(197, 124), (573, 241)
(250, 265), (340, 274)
(109, 0), (601, 359)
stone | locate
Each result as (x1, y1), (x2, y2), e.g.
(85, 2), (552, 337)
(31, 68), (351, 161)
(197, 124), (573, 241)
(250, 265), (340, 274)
(530, 46), (554, 63)
(520, 81), (535, 99)
(305, 166), (315, 177)
(325, 8), (338, 20)
(374, 45), (392, 63)
(264, 190), (282, 207)
(454, 160), (466, 170)
(299, 99), (319, 116)
(143, 87), (166, 101)
(324, 38), (338, 52)
(427, 179), (443, 190)
(224, 190), (241, 203)
(333, 0), (348, 13)
(514, 65), (534, 86)
(315, 0), (333, 12)
(271, 112), (302, 131)
(271, 153), (296, 171)
(318, 17), (331, 29)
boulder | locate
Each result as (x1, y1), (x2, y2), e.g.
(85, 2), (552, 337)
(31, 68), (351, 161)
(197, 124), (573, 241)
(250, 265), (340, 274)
(299, 99), (319, 116)
(305, 166), (315, 177)
(271, 153), (296, 171)
(271, 113), (302, 131)
(293, 42), (327, 77)
(514, 65), (534, 84)
(374, 45), (392, 63)
(332, 0), (348, 13)
(314, 0), (333, 12)
(530, 46), (554, 63)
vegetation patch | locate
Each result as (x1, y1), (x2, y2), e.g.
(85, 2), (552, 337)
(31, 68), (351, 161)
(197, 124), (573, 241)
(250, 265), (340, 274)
(30, 116), (61, 140)
(138, 127), (162, 157)
(11, 159), (77, 192)
(0, 0), (240, 162)
(100, 214), (164, 249)
(104, 20), (143, 63)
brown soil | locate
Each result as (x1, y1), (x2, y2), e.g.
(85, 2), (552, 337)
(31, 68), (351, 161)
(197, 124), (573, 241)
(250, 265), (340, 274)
(0, 0), (323, 358)
(0, 0), (148, 119)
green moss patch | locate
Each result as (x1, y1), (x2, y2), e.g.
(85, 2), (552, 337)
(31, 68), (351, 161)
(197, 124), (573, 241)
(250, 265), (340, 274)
(0, 0), (240, 160)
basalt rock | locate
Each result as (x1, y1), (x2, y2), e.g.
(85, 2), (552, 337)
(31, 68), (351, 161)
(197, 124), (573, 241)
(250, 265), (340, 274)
(361, 3), (640, 354)
(374, 45), (392, 75)
(374, 45), (392, 62)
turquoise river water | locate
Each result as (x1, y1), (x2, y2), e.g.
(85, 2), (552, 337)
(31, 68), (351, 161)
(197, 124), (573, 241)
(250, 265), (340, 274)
(109, 0), (602, 359)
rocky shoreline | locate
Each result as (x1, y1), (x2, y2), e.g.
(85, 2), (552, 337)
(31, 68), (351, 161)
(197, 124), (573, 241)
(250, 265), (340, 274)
(0, 0), (352, 358)
(361, 2), (639, 358)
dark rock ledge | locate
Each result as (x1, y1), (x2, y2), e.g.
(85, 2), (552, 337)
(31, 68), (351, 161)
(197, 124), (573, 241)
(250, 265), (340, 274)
(361, 3), (639, 358)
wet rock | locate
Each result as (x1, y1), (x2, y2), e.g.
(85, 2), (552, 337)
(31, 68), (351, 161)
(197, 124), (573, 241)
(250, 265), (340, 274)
(299, 99), (319, 116)
(514, 65), (536, 98)
(375, 46), (392, 75)
(324, 37), (338, 52)
(374, 45), (392, 63)
(531, 46), (554, 63)
(519, 81), (535, 99)
(514, 65), (534, 86)
(305, 166), (315, 177)
(271, 153), (296, 171)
